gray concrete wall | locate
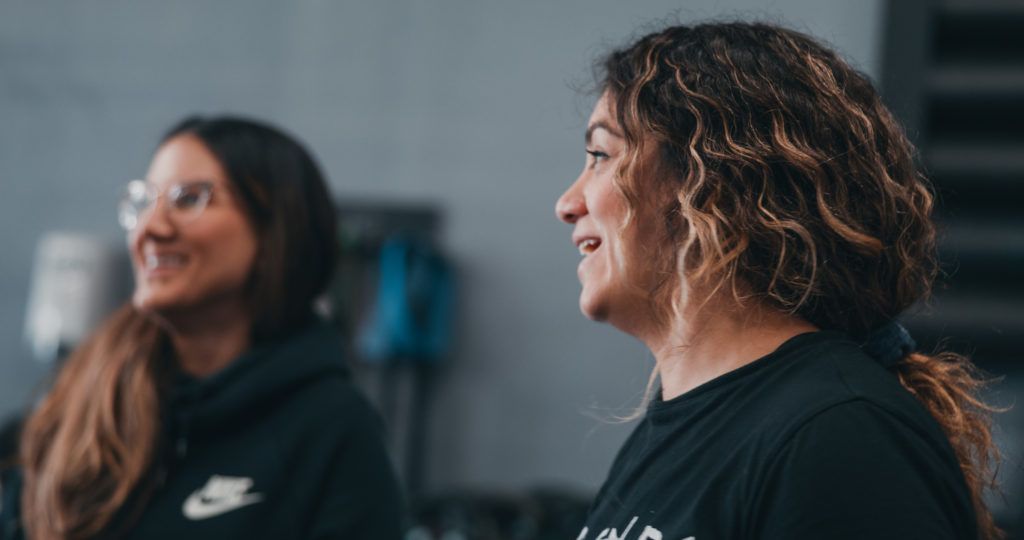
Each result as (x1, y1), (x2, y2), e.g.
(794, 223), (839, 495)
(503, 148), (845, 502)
(0, 0), (882, 493)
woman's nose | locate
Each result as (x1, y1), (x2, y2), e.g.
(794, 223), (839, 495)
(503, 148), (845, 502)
(556, 178), (587, 224)
(134, 198), (176, 239)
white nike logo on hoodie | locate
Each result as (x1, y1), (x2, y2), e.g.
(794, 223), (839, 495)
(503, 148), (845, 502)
(182, 475), (263, 520)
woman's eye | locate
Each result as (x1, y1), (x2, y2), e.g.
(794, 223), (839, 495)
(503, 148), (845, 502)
(171, 187), (206, 209)
(174, 194), (200, 209)
(586, 149), (610, 168)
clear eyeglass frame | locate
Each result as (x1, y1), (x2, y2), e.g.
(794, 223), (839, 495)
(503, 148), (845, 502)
(118, 179), (215, 231)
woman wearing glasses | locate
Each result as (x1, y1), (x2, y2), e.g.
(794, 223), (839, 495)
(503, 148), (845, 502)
(2, 117), (404, 539)
(557, 23), (999, 539)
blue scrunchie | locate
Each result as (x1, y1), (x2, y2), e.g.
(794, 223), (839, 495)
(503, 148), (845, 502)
(861, 321), (916, 369)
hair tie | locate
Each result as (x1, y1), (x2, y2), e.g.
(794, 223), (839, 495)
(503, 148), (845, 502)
(861, 321), (916, 369)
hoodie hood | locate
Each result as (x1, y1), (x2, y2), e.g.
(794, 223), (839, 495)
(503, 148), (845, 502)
(169, 319), (350, 437)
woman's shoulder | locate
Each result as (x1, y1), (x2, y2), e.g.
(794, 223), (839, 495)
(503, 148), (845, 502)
(645, 331), (938, 442)
(758, 331), (934, 424)
(749, 398), (976, 537)
(729, 331), (955, 462)
(281, 371), (380, 427)
(262, 322), (387, 432)
(745, 335), (976, 535)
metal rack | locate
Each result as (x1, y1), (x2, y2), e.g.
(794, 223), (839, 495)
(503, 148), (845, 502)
(329, 201), (449, 502)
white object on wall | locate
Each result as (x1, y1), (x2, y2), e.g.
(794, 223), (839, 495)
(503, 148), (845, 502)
(23, 231), (124, 363)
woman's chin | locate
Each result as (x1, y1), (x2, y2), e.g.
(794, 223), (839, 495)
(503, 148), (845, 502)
(132, 290), (189, 317)
(579, 294), (611, 322)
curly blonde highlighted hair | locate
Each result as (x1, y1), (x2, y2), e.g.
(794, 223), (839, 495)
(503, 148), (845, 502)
(600, 22), (1001, 539)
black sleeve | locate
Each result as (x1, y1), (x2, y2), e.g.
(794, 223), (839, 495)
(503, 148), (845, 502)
(752, 400), (976, 540)
(305, 398), (406, 540)
(0, 467), (24, 540)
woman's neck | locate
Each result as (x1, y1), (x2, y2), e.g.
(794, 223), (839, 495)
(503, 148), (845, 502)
(161, 301), (253, 378)
(644, 300), (818, 401)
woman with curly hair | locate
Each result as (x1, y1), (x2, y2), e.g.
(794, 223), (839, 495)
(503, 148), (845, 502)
(557, 22), (1000, 539)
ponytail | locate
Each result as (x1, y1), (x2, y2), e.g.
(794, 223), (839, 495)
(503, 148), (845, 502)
(894, 351), (1003, 540)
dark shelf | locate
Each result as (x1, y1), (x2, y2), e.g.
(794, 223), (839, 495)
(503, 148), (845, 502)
(934, 5), (1024, 63)
(932, 181), (1023, 221)
(927, 96), (1024, 141)
(905, 294), (1024, 359)
(925, 142), (1024, 177)
(930, 65), (1024, 100)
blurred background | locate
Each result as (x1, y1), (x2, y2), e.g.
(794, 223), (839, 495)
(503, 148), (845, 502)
(1, 0), (1020, 538)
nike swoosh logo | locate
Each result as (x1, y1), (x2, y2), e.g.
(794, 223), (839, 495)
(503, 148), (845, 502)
(182, 492), (263, 520)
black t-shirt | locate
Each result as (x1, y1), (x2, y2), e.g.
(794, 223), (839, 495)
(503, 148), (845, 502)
(578, 331), (977, 540)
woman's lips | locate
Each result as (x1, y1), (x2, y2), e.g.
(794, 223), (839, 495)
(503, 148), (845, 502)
(142, 253), (188, 278)
(577, 238), (602, 256)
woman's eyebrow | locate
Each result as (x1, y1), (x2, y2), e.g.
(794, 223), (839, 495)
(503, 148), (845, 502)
(585, 121), (623, 144)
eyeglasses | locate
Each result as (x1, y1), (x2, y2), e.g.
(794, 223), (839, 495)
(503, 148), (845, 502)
(118, 179), (215, 231)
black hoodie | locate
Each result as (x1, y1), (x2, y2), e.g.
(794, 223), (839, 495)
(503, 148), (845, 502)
(2, 320), (405, 540)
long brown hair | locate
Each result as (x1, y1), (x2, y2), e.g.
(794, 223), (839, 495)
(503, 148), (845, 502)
(600, 22), (1001, 539)
(19, 116), (339, 539)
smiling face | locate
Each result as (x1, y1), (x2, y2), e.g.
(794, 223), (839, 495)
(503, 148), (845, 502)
(130, 134), (259, 321)
(556, 94), (662, 335)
